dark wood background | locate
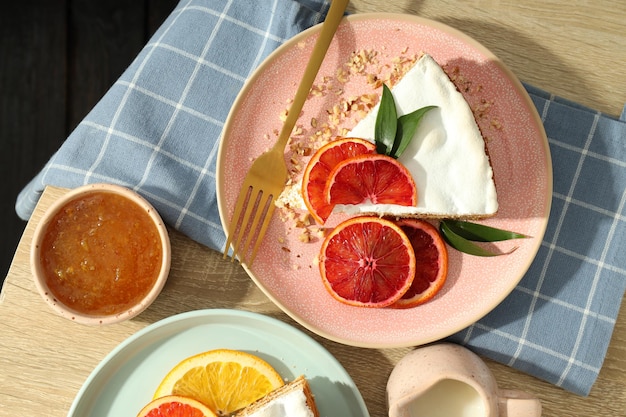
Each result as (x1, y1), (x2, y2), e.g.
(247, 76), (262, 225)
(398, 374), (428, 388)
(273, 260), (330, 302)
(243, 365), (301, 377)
(0, 0), (180, 286)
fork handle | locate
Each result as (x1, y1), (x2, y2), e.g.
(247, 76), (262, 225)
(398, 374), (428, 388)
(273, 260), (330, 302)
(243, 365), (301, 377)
(274, 0), (350, 152)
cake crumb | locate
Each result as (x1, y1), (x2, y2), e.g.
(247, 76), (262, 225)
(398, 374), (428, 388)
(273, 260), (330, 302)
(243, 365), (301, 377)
(268, 46), (500, 263)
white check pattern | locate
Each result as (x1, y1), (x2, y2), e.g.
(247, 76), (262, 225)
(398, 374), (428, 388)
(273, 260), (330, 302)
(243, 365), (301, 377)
(449, 84), (626, 395)
(16, 0), (625, 397)
(17, 0), (328, 251)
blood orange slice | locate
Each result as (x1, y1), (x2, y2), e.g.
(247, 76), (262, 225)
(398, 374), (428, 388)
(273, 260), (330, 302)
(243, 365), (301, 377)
(302, 137), (376, 224)
(137, 395), (218, 417)
(392, 219), (448, 308)
(325, 154), (417, 207)
(319, 216), (416, 308)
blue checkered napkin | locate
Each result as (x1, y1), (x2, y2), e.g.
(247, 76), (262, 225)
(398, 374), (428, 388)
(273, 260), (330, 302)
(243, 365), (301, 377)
(15, 0), (625, 396)
(449, 84), (626, 395)
(16, 0), (330, 251)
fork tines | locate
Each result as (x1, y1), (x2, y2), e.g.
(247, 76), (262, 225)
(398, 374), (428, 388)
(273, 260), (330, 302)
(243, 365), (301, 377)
(224, 184), (277, 266)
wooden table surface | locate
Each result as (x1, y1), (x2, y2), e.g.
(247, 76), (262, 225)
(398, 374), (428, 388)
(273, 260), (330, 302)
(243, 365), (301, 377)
(0, 0), (180, 288)
(1, 1), (625, 416)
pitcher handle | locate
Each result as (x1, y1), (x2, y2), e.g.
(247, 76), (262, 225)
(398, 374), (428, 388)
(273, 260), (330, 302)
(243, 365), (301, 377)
(498, 389), (542, 417)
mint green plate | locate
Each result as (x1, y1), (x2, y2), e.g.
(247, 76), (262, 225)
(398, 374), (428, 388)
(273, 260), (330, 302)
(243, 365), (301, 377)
(68, 309), (369, 416)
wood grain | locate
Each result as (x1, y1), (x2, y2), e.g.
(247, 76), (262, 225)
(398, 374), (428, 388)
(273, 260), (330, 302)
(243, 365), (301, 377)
(0, 0), (179, 288)
(67, 0), (146, 131)
(348, 0), (626, 117)
(1, 185), (624, 416)
(2, 1), (626, 416)
(0, 2), (68, 283)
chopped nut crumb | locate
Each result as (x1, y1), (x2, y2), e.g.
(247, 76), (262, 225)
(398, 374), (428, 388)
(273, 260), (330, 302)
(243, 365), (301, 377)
(270, 45), (501, 266)
(299, 230), (312, 243)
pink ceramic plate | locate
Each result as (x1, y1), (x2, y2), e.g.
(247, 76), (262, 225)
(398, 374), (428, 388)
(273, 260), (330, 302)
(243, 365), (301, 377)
(216, 13), (551, 348)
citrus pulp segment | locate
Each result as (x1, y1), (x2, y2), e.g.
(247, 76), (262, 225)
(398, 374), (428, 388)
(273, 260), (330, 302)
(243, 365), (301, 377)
(137, 395), (218, 417)
(302, 137), (376, 224)
(153, 349), (284, 416)
(319, 216), (416, 307)
(325, 153), (417, 207)
(392, 219), (448, 308)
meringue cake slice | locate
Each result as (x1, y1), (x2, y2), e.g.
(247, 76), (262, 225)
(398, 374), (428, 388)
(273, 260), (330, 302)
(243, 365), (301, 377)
(341, 53), (498, 219)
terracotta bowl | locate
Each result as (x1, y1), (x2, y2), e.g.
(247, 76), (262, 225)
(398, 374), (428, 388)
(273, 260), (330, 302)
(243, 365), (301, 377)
(30, 183), (171, 325)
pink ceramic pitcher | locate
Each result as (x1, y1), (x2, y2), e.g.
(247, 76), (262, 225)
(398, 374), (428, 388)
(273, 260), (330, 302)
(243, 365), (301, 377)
(387, 343), (542, 417)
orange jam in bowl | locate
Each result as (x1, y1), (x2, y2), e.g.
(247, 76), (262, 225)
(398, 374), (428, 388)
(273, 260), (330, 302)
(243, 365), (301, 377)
(30, 184), (171, 325)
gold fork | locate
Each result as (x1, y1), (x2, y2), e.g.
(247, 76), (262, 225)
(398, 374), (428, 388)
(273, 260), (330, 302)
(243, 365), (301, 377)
(223, 0), (349, 266)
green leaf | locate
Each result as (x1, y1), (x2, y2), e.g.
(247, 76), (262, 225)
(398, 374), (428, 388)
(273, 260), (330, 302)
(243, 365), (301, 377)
(439, 221), (518, 257)
(374, 84), (397, 155)
(442, 220), (529, 242)
(391, 105), (437, 159)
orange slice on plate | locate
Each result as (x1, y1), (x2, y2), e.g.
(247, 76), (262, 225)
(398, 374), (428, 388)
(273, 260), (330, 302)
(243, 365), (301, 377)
(319, 216), (416, 308)
(302, 137), (376, 224)
(392, 219), (448, 308)
(325, 153), (417, 206)
(137, 395), (218, 417)
(153, 349), (284, 416)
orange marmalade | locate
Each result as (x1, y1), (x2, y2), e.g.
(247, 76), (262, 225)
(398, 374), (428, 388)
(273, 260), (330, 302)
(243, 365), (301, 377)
(39, 191), (163, 316)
